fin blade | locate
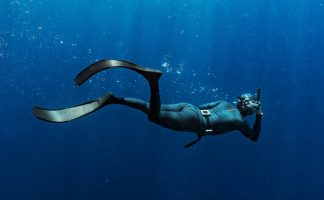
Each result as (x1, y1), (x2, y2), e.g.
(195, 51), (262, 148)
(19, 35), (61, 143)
(74, 60), (162, 86)
(32, 100), (99, 123)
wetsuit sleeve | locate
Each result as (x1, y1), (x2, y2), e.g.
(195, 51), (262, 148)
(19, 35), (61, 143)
(198, 101), (223, 110)
(239, 114), (262, 141)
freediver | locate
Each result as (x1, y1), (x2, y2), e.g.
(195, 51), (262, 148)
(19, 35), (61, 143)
(32, 60), (263, 148)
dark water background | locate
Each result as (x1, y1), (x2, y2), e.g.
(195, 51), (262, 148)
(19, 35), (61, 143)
(1, 0), (324, 199)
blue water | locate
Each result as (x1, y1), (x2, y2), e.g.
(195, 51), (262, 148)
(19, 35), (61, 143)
(1, 0), (324, 199)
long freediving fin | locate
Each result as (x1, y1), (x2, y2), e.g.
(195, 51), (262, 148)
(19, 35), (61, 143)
(74, 60), (162, 86)
(32, 93), (112, 123)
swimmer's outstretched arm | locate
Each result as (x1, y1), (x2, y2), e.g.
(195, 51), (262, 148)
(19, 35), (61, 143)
(198, 100), (223, 110)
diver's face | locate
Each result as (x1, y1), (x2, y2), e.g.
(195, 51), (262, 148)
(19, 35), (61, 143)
(240, 102), (254, 116)
(245, 100), (259, 112)
(237, 93), (258, 116)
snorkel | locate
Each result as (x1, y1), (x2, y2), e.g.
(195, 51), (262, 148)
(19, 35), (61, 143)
(257, 87), (261, 103)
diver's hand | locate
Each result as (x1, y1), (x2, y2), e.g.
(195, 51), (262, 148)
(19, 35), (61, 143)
(256, 105), (263, 116)
(255, 87), (263, 116)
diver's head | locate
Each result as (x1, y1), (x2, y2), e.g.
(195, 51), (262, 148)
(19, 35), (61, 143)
(236, 93), (260, 117)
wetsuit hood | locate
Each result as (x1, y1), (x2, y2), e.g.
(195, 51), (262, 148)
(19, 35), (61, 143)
(236, 93), (259, 116)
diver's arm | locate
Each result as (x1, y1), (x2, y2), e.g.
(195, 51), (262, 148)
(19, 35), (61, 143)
(198, 101), (223, 110)
(239, 113), (262, 141)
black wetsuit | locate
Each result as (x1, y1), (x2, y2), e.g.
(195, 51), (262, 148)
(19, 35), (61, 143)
(111, 79), (262, 142)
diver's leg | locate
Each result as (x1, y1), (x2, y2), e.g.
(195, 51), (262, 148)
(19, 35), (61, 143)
(110, 97), (199, 131)
(160, 103), (190, 112)
(75, 59), (163, 117)
(108, 95), (150, 114)
(148, 78), (161, 120)
(153, 104), (201, 132)
(146, 76), (195, 124)
(109, 94), (192, 118)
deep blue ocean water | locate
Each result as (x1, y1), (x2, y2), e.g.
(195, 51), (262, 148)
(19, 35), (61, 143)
(1, 0), (324, 199)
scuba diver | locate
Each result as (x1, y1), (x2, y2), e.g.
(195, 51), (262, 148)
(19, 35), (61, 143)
(32, 60), (263, 148)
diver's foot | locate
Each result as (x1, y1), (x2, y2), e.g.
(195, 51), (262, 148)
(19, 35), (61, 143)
(132, 64), (162, 81)
(75, 60), (162, 86)
(98, 92), (112, 104)
(98, 92), (125, 106)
